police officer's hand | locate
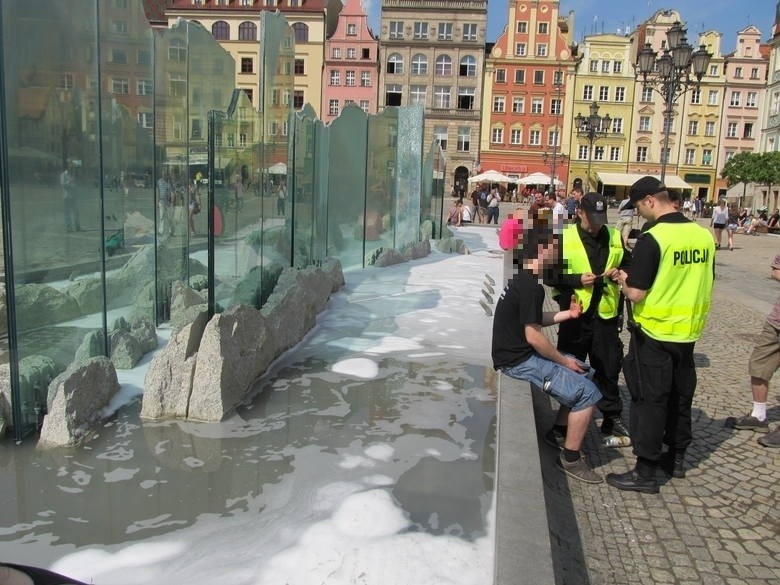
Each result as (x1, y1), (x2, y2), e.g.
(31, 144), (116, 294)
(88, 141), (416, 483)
(562, 356), (586, 373)
(569, 294), (581, 319)
(580, 272), (597, 286)
(603, 267), (620, 282)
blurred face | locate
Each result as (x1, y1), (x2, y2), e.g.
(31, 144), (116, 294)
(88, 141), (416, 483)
(577, 208), (603, 233)
(634, 194), (657, 220)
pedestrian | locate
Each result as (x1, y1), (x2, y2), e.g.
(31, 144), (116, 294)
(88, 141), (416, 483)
(492, 224), (604, 484)
(486, 188), (500, 224)
(60, 166), (79, 232)
(733, 252), (780, 448)
(710, 199), (729, 249)
(277, 180), (287, 215)
(607, 176), (715, 493)
(614, 192), (635, 245)
(544, 193), (633, 448)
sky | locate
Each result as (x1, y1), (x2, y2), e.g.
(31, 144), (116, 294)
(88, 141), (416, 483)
(364, 0), (779, 54)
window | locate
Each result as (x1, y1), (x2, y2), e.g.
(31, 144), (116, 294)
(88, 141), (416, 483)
(112, 20), (128, 34)
(536, 44), (547, 57)
(293, 90), (304, 108)
(690, 89), (701, 104)
(212, 21), (229, 40)
(389, 21), (403, 39)
(583, 85), (593, 100)
(529, 129), (541, 145)
(434, 86), (451, 108)
(615, 87), (625, 102)
(137, 79), (152, 95)
(137, 112), (153, 128)
(359, 100), (369, 112)
(538, 22), (549, 34)
(773, 92), (780, 115)
(332, 48), (341, 59)
(639, 116), (651, 132)
(385, 84), (402, 106)
(610, 146), (621, 161)
(515, 43), (527, 56)
(347, 24), (357, 36)
(239, 21), (257, 40)
(410, 85), (426, 105)
(512, 97), (524, 113)
(495, 69), (506, 83)
(516, 22), (527, 33)
(491, 128), (504, 144)
(599, 86), (609, 101)
(702, 149), (712, 165)
(293, 23), (309, 43)
(578, 145), (589, 160)
(589, 60), (599, 73)
(411, 54), (428, 75)
(663, 117), (673, 134)
(730, 91), (741, 106)
(611, 118), (623, 133)
(345, 70), (356, 86)
(602, 61), (610, 73)
(493, 96), (505, 113)
(112, 78), (129, 95)
(435, 55), (452, 76)
(514, 69), (525, 84)
(58, 73), (74, 90)
(137, 49), (151, 65)
(636, 146), (648, 162)
(613, 60), (622, 73)
(708, 90), (718, 105)
(294, 59), (304, 74)
(705, 121), (716, 136)
(435, 126), (448, 150)
(329, 99), (339, 116)
(747, 92), (757, 107)
(533, 70), (544, 84)
(458, 87), (475, 109)
(111, 48), (127, 64)
(685, 148), (695, 165)
(413, 22), (428, 39)
(744, 123), (754, 138)
(734, 66), (743, 78)
(362, 48), (370, 59)
(510, 129), (522, 144)
(241, 58), (253, 74)
(688, 120), (698, 135)
(460, 56), (476, 77)
(593, 146), (605, 160)
(457, 127), (471, 151)
(725, 150), (736, 161)
(347, 48), (356, 59)
(531, 97), (543, 113)
(360, 71), (371, 86)
(191, 119), (202, 139)
(241, 0), (253, 4)
(387, 53), (404, 75)
(709, 64), (718, 76)
(548, 130), (558, 147)
(641, 86), (653, 102)
(751, 67), (759, 79)
(553, 70), (563, 85)
(550, 99), (561, 115)
(463, 23), (477, 41)
(439, 22), (453, 40)
(330, 70), (340, 85)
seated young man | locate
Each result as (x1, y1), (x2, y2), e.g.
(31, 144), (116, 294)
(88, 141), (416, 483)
(491, 225), (603, 484)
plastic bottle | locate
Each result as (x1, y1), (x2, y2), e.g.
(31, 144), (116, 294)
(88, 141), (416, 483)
(603, 436), (631, 448)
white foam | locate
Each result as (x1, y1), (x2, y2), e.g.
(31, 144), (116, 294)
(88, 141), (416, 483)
(331, 357), (379, 379)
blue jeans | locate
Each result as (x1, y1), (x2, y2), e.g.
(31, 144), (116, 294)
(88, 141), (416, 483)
(501, 354), (602, 412)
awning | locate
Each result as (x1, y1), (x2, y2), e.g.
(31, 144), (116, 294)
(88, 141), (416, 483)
(596, 172), (693, 191)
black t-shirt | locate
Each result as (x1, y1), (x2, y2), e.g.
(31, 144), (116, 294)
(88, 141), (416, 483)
(627, 212), (689, 290)
(492, 269), (545, 369)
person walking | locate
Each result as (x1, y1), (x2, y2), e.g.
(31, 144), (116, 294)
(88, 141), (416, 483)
(492, 225), (603, 484)
(544, 193), (633, 448)
(607, 176), (715, 493)
(486, 188), (500, 224)
(614, 192), (635, 245)
(733, 252), (780, 448)
(711, 199), (729, 249)
(60, 166), (79, 232)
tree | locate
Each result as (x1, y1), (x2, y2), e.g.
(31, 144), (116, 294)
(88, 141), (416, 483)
(721, 152), (761, 208)
(753, 152), (780, 210)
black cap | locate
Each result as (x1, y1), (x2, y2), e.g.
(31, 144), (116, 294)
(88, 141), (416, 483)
(573, 177), (583, 187)
(629, 176), (666, 203)
(579, 192), (608, 224)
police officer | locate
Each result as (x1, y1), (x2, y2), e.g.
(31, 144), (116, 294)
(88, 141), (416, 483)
(544, 193), (632, 448)
(607, 176), (714, 494)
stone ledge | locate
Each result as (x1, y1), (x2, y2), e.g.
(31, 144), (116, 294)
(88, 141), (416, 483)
(494, 373), (555, 585)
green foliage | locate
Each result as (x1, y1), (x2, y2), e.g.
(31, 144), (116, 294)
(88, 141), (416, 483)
(721, 151), (780, 188)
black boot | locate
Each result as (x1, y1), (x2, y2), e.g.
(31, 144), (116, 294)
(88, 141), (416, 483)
(659, 450), (685, 479)
(606, 458), (659, 494)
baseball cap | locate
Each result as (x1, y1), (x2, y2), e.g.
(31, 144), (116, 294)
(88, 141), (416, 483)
(629, 176), (666, 203)
(579, 192), (608, 224)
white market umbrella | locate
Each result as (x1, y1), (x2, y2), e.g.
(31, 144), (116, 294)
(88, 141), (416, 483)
(267, 162), (288, 174)
(467, 169), (514, 183)
(517, 172), (563, 186)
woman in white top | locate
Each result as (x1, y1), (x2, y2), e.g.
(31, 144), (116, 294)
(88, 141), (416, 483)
(710, 199), (730, 249)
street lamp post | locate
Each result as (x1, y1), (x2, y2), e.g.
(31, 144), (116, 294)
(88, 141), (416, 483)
(634, 21), (712, 182)
(549, 69), (563, 195)
(575, 101), (610, 192)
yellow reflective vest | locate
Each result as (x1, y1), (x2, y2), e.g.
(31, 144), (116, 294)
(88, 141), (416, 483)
(633, 221), (714, 342)
(561, 223), (624, 318)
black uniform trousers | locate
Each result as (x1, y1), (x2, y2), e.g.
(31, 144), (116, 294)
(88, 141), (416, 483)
(557, 314), (623, 417)
(622, 329), (697, 462)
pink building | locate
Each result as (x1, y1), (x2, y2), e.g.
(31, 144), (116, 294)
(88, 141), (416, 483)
(321, 0), (379, 123)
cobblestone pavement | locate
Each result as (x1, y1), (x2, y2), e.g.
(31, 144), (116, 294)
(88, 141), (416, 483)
(534, 222), (780, 585)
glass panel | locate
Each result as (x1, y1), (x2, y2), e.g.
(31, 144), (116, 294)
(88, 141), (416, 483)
(2, 0), (103, 438)
(394, 104), (424, 249)
(422, 141), (446, 239)
(327, 106), (368, 270)
(365, 108), (398, 263)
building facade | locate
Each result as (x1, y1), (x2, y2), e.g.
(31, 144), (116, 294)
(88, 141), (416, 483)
(378, 0), (488, 195)
(480, 0), (575, 189)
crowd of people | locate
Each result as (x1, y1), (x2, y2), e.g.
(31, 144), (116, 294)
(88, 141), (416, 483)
(482, 175), (779, 494)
